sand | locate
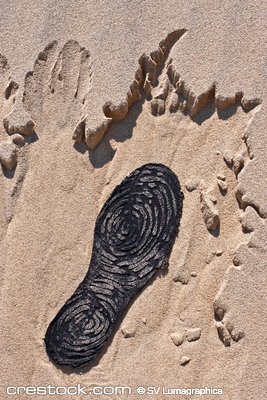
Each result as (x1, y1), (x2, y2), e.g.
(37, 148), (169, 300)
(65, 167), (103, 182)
(0, 1), (266, 399)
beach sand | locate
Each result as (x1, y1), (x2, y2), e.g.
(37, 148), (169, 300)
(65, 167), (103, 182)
(0, 1), (266, 399)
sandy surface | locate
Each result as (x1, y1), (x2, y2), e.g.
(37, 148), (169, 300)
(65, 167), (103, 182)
(0, 1), (266, 399)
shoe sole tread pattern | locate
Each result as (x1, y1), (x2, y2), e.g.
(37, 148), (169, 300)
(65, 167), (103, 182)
(45, 163), (183, 368)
